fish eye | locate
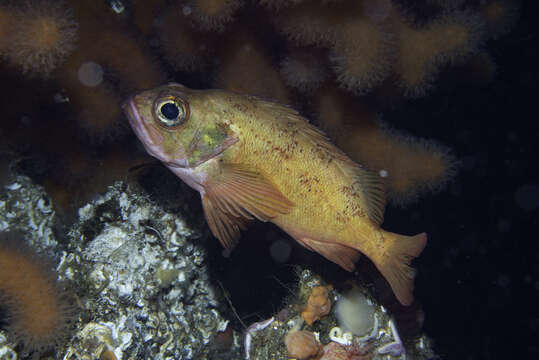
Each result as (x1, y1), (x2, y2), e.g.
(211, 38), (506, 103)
(154, 97), (189, 128)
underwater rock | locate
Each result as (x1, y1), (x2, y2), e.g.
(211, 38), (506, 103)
(0, 176), (58, 255)
(0, 175), (241, 359)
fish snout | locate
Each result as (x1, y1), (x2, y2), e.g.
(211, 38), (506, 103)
(122, 97), (145, 132)
(122, 98), (136, 121)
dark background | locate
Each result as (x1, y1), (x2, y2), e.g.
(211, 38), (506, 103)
(407, 1), (539, 357)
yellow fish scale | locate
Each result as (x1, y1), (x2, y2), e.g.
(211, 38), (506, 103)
(223, 98), (377, 252)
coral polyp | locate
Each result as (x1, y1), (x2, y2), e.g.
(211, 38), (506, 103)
(182, 0), (243, 31)
(0, 232), (75, 355)
(1, 0), (77, 77)
(331, 16), (396, 94)
(392, 9), (484, 97)
(157, 3), (215, 72)
(280, 49), (327, 93)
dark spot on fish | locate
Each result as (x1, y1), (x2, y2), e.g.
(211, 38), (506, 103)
(233, 102), (248, 112)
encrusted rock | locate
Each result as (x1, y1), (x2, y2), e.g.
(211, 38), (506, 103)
(0, 176), (241, 359)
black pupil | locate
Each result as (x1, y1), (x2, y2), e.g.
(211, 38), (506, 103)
(161, 102), (180, 120)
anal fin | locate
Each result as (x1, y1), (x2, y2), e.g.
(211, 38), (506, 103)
(296, 237), (361, 272)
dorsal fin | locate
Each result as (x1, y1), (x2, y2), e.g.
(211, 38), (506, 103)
(353, 166), (386, 225)
(201, 163), (294, 249)
(254, 98), (386, 225)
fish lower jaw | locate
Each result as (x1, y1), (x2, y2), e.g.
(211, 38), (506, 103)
(166, 165), (207, 194)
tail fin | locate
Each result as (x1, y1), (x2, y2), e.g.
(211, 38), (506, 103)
(375, 232), (427, 306)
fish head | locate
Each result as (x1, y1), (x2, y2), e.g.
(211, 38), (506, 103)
(123, 83), (238, 168)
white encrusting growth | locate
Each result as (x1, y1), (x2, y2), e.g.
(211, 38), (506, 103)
(328, 327), (353, 346)
(244, 317), (275, 359)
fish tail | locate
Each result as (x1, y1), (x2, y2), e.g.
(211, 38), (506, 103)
(374, 231), (427, 306)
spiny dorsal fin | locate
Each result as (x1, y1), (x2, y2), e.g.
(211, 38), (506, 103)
(202, 163), (294, 249)
(254, 98), (386, 225)
(353, 166), (386, 225)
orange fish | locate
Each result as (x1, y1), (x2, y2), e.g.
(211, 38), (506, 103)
(123, 83), (427, 305)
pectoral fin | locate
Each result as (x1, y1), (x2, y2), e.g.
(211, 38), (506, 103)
(296, 237), (361, 272)
(201, 195), (249, 250)
(202, 164), (294, 249)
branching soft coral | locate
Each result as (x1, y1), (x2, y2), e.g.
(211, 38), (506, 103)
(0, 0), (77, 77)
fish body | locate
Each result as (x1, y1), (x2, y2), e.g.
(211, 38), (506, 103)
(123, 83), (426, 305)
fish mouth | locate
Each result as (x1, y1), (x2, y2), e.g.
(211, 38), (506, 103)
(122, 98), (158, 152)
(122, 98), (159, 146)
(122, 98), (143, 136)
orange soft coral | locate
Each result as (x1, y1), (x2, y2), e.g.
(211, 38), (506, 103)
(301, 286), (332, 326)
(1, 0), (78, 78)
(215, 30), (292, 104)
(0, 232), (75, 355)
(391, 7), (484, 97)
